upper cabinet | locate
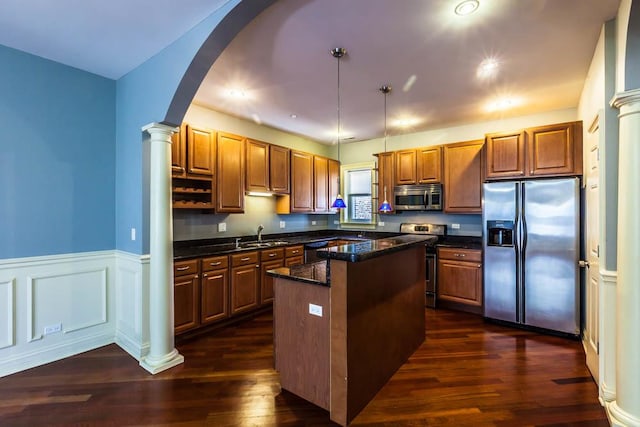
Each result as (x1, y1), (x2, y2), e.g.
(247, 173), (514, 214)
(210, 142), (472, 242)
(216, 132), (245, 213)
(187, 125), (216, 176)
(313, 155), (329, 212)
(486, 121), (582, 180)
(417, 146), (442, 183)
(395, 149), (417, 185)
(443, 140), (484, 214)
(245, 139), (291, 194)
(171, 124), (187, 175)
(289, 150), (314, 213)
(376, 152), (395, 210)
(328, 159), (340, 214)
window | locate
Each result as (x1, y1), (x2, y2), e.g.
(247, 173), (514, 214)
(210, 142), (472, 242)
(340, 162), (376, 227)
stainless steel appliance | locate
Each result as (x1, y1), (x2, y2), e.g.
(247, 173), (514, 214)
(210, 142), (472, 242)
(400, 223), (446, 307)
(483, 178), (580, 335)
(394, 184), (442, 211)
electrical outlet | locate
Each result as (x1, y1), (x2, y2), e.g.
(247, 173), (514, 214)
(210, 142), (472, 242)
(309, 304), (323, 317)
(451, 223), (461, 229)
(44, 323), (62, 335)
(130, 228), (136, 241)
(334, 220), (340, 225)
(218, 222), (227, 232)
(280, 221), (286, 229)
(311, 220), (317, 226)
(378, 221), (385, 227)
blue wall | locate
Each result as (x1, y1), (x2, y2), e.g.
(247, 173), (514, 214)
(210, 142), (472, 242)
(0, 45), (115, 259)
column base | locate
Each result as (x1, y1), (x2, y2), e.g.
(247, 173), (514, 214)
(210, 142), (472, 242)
(607, 401), (640, 427)
(140, 348), (184, 374)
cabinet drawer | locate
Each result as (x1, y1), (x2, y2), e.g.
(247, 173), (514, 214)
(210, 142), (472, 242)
(261, 248), (284, 261)
(231, 251), (259, 267)
(201, 255), (228, 272)
(285, 245), (304, 258)
(174, 259), (199, 277)
(438, 248), (481, 263)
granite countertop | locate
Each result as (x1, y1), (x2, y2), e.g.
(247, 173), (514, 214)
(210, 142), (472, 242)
(173, 230), (400, 260)
(436, 235), (483, 250)
(317, 234), (437, 263)
(267, 261), (329, 286)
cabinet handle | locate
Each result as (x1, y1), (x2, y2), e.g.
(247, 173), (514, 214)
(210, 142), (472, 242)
(203, 273), (207, 278)
(209, 261), (221, 266)
(194, 275), (199, 279)
(269, 253), (276, 257)
(176, 266), (190, 271)
(454, 253), (466, 257)
(241, 257), (250, 261)
(211, 275), (223, 280)
(256, 265), (260, 268)
(291, 250), (299, 254)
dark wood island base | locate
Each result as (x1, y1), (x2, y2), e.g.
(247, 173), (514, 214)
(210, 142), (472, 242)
(270, 236), (430, 426)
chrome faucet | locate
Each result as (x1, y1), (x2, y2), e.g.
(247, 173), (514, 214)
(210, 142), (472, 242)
(257, 224), (264, 242)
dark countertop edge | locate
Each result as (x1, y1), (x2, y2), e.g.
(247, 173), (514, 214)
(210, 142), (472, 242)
(266, 261), (330, 286)
(436, 235), (483, 250)
(317, 235), (436, 262)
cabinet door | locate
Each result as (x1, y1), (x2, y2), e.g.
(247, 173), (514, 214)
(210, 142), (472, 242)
(328, 159), (340, 213)
(314, 156), (329, 212)
(201, 269), (228, 324)
(377, 152), (395, 210)
(395, 149), (417, 185)
(216, 132), (245, 213)
(270, 145), (290, 194)
(485, 131), (526, 179)
(417, 146), (442, 183)
(260, 258), (284, 305)
(443, 140), (484, 213)
(284, 255), (304, 266)
(245, 139), (269, 192)
(174, 274), (199, 334)
(230, 264), (260, 315)
(527, 121), (582, 177)
(171, 124), (187, 176)
(186, 125), (215, 176)
(290, 151), (314, 212)
(437, 259), (482, 307)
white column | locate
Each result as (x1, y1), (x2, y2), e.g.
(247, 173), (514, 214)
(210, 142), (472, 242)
(140, 122), (184, 374)
(609, 90), (640, 426)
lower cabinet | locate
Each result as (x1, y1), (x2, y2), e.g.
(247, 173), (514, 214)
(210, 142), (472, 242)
(437, 247), (483, 314)
(260, 248), (285, 305)
(285, 245), (304, 266)
(173, 259), (199, 334)
(230, 251), (260, 315)
(200, 255), (229, 324)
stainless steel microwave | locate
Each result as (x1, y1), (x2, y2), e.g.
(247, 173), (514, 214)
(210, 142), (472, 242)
(393, 184), (442, 211)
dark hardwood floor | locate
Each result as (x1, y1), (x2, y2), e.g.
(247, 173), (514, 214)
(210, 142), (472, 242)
(0, 309), (608, 426)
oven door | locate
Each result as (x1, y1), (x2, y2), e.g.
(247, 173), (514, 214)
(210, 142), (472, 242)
(425, 252), (437, 307)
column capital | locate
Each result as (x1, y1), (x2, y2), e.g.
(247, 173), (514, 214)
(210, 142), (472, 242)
(610, 88), (640, 109)
(142, 122), (178, 137)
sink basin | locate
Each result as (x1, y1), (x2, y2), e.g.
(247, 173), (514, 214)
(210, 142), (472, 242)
(241, 240), (289, 248)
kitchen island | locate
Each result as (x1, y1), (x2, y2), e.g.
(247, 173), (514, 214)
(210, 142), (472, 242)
(268, 235), (433, 426)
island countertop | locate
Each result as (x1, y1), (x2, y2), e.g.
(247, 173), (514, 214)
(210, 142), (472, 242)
(316, 234), (436, 262)
(267, 261), (329, 286)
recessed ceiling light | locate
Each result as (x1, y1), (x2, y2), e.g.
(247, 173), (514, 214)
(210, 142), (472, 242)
(392, 117), (422, 128)
(223, 88), (252, 100)
(477, 58), (499, 79)
(290, 114), (297, 119)
(485, 97), (522, 112)
(455, 0), (479, 16)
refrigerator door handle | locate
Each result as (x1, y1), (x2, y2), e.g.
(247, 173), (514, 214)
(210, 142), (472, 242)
(521, 184), (528, 254)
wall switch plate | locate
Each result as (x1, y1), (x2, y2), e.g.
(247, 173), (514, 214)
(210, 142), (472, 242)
(311, 220), (317, 226)
(44, 323), (62, 335)
(334, 220), (340, 225)
(451, 223), (461, 229)
(280, 221), (286, 229)
(130, 228), (136, 241)
(218, 222), (227, 232)
(309, 304), (323, 317)
(378, 221), (385, 227)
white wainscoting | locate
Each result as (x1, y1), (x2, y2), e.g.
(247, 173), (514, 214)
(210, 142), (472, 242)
(114, 251), (150, 361)
(0, 251), (120, 377)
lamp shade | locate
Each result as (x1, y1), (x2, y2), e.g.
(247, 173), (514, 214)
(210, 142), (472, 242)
(331, 194), (346, 209)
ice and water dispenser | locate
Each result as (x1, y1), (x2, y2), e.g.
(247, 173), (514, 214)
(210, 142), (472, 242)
(486, 220), (514, 247)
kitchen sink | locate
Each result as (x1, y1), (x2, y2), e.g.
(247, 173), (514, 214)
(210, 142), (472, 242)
(241, 240), (289, 248)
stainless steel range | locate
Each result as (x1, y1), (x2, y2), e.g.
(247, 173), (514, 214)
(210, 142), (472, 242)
(400, 223), (447, 308)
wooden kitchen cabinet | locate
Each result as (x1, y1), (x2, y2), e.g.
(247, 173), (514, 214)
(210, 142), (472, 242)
(200, 255), (229, 324)
(173, 259), (200, 334)
(230, 251), (260, 315)
(328, 159), (340, 213)
(314, 155), (329, 212)
(395, 149), (417, 185)
(417, 146), (442, 183)
(270, 145), (290, 194)
(527, 121), (582, 177)
(216, 132), (245, 213)
(437, 248), (482, 315)
(289, 150), (314, 213)
(260, 248), (285, 305)
(171, 124), (187, 175)
(486, 121), (583, 180)
(285, 245), (304, 266)
(443, 140), (484, 213)
(375, 152), (395, 212)
(245, 139), (269, 193)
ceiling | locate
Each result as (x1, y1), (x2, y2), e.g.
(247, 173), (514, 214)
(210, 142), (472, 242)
(0, 0), (620, 144)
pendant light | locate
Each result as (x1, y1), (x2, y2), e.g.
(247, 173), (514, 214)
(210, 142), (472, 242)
(330, 47), (347, 209)
(378, 85), (393, 213)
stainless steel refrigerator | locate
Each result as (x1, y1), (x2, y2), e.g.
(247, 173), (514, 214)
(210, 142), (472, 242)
(482, 178), (580, 335)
